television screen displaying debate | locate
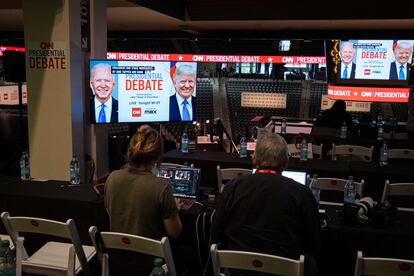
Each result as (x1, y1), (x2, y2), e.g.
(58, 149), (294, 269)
(89, 60), (198, 124)
(326, 39), (414, 87)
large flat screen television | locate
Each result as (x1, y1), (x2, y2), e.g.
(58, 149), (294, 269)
(326, 39), (414, 87)
(89, 60), (198, 123)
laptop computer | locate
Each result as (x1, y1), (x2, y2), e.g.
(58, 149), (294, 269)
(251, 168), (307, 186)
(281, 170), (307, 186)
(158, 165), (201, 210)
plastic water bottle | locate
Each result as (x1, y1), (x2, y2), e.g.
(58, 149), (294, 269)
(344, 176), (356, 204)
(0, 240), (15, 276)
(181, 131), (189, 153)
(281, 118), (287, 135)
(69, 155), (81, 185)
(239, 136), (247, 158)
(379, 142), (388, 167)
(300, 138), (308, 162)
(149, 257), (167, 276)
(340, 121), (347, 139)
(309, 174), (320, 205)
(20, 151), (30, 180)
(377, 122), (384, 141)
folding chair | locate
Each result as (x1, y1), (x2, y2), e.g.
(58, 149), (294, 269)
(1, 211), (95, 276)
(332, 144), (374, 162)
(312, 144), (323, 159)
(307, 176), (364, 206)
(354, 251), (414, 276)
(210, 244), (305, 276)
(381, 180), (414, 212)
(89, 226), (176, 276)
(388, 149), (414, 160)
(216, 165), (252, 193)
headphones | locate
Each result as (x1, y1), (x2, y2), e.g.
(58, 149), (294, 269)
(356, 197), (374, 223)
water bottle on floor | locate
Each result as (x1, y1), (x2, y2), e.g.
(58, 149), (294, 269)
(149, 257), (166, 276)
(0, 240), (15, 276)
(20, 151), (30, 180)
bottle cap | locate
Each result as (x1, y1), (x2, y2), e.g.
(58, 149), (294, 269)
(153, 257), (164, 267)
(1, 239), (10, 247)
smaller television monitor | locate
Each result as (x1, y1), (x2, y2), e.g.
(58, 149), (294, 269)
(326, 39), (414, 87)
(88, 59), (198, 124)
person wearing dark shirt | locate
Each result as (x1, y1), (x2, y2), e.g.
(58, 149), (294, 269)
(211, 132), (321, 276)
(314, 99), (353, 131)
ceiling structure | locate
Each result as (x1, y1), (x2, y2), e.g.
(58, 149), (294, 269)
(0, 0), (413, 34)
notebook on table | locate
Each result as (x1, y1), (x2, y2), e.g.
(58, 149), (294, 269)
(158, 165), (201, 211)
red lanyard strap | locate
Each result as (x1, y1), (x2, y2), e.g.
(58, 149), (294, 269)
(255, 169), (279, 175)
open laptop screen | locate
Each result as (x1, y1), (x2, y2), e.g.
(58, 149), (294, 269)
(251, 168), (307, 186)
(158, 166), (200, 199)
(282, 170), (307, 186)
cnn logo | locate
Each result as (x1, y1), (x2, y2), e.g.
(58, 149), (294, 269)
(132, 108), (141, 117)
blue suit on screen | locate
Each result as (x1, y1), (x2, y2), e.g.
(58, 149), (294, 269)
(339, 62), (356, 79)
(90, 97), (118, 123)
(169, 94), (196, 122)
(389, 61), (411, 80)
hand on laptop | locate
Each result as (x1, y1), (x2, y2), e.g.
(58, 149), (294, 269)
(175, 198), (184, 210)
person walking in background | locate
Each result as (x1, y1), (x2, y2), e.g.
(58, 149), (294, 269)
(339, 41), (356, 79)
(389, 41), (413, 80)
(90, 63), (118, 123)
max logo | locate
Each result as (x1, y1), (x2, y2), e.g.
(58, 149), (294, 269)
(132, 108), (141, 117)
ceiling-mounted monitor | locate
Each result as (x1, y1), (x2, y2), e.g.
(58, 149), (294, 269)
(326, 39), (414, 87)
(89, 59), (198, 124)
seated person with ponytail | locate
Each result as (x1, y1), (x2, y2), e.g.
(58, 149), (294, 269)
(211, 132), (321, 276)
(104, 125), (182, 274)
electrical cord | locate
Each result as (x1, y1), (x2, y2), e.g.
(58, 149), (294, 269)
(195, 212), (203, 270)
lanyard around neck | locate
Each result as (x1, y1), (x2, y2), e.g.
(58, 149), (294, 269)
(254, 169), (279, 175)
